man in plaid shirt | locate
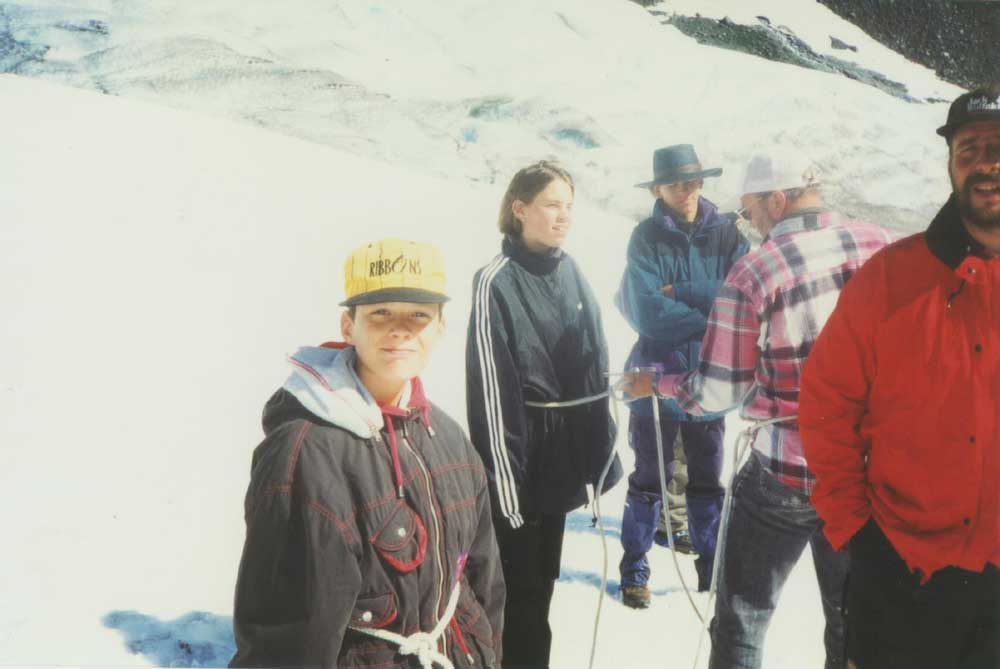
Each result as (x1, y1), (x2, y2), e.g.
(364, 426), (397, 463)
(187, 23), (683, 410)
(626, 149), (895, 669)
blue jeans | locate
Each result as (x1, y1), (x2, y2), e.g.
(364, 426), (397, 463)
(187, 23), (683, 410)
(619, 413), (724, 591)
(709, 454), (847, 669)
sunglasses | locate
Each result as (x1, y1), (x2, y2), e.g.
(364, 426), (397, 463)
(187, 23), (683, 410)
(664, 178), (704, 191)
(735, 194), (772, 220)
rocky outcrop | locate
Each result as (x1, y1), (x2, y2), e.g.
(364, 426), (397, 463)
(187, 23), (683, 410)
(817, 0), (999, 91)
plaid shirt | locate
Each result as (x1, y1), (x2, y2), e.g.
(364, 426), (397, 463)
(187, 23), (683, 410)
(656, 210), (896, 493)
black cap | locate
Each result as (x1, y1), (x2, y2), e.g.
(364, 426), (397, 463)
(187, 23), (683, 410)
(937, 84), (1000, 140)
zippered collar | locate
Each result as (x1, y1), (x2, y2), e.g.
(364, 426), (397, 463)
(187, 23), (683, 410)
(926, 194), (988, 271)
(651, 196), (725, 239)
(503, 234), (564, 275)
(282, 342), (436, 500)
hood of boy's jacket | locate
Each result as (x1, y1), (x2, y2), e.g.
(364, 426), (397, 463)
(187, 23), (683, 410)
(263, 342), (430, 438)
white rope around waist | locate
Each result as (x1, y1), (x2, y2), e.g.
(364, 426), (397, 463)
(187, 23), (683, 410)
(349, 580), (462, 669)
(524, 390), (610, 408)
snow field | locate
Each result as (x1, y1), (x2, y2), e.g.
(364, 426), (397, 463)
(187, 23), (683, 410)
(5, 0), (958, 228)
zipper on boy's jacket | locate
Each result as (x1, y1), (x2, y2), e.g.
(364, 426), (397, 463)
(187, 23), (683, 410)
(400, 423), (449, 656)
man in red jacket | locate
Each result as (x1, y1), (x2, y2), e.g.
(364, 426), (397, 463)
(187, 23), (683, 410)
(800, 85), (1000, 669)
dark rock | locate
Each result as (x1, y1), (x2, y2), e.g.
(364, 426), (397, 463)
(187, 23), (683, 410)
(817, 0), (1000, 90)
(662, 14), (916, 102)
(830, 36), (858, 52)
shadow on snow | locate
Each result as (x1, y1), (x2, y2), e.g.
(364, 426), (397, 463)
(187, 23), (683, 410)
(102, 509), (641, 664)
(559, 567), (682, 599)
(564, 510), (622, 541)
(102, 610), (235, 668)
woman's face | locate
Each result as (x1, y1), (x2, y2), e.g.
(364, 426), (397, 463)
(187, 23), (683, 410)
(512, 178), (574, 253)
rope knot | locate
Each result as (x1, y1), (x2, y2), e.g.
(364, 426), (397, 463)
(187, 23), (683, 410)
(396, 631), (454, 669)
(398, 632), (433, 662)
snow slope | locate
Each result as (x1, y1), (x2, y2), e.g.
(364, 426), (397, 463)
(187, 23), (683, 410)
(0, 0), (970, 667)
(4, 0), (960, 228)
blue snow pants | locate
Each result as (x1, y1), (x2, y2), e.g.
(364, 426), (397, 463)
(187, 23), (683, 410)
(619, 412), (724, 591)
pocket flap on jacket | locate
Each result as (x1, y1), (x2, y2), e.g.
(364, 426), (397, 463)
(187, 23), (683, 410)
(350, 592), (398, 630)
(454, 584), (483, 630)
(371, 500), (427, 573)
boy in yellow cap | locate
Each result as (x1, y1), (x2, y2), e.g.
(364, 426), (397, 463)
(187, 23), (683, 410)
(230, 239), (505, 669)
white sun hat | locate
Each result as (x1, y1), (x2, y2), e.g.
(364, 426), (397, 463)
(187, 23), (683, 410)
(740, 149), (821, 197)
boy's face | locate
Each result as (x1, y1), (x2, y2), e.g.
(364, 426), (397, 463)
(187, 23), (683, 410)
(341, 302), (444, 391)
(654, 178), (703, 223)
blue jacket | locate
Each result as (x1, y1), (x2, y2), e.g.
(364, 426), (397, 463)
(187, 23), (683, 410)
(616, 197), (749, 421)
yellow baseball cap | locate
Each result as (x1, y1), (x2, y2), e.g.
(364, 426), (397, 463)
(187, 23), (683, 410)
(340, 238), (450, 307)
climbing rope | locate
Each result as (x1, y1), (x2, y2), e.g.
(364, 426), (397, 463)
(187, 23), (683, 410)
(585, 369), (797, 669)
(349, 579), (462, 669)
(517, 373), (798, 669)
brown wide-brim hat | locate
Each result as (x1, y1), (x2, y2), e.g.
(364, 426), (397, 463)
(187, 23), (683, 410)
(635, 144), (722, 189)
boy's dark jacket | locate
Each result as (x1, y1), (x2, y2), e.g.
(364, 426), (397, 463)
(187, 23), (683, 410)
(231, 344), (504, 669)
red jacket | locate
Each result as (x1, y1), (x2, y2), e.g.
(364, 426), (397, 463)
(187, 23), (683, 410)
(800, 196), (1000, 581)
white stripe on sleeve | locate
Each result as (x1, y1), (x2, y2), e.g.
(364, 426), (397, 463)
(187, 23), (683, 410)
(473, 256), (523, 528)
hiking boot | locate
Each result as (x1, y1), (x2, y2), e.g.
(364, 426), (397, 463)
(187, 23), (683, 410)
(653, 528), (698, 555)
(621, 585), (651, 609)
(672, 529), (697, 555)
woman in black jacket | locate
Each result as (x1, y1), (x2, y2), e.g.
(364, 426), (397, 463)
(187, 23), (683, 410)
(465, 161), (622, 669)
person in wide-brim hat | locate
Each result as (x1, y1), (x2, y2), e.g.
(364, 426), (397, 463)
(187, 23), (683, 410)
(634, 143), (723, 189)
(616, 142), (749, 609)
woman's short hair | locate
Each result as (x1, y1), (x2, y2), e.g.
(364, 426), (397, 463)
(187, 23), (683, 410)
(497, 161), (575, 235)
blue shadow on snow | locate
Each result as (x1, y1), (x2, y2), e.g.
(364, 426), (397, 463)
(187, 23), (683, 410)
(102, 610), (235, 668)
(551, 127), (599, 149)
(559, 567), (682, 599)
(565, 509), (622, 541)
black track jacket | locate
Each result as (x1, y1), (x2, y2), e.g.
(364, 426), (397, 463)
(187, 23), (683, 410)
(465, 236), (623, 529)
